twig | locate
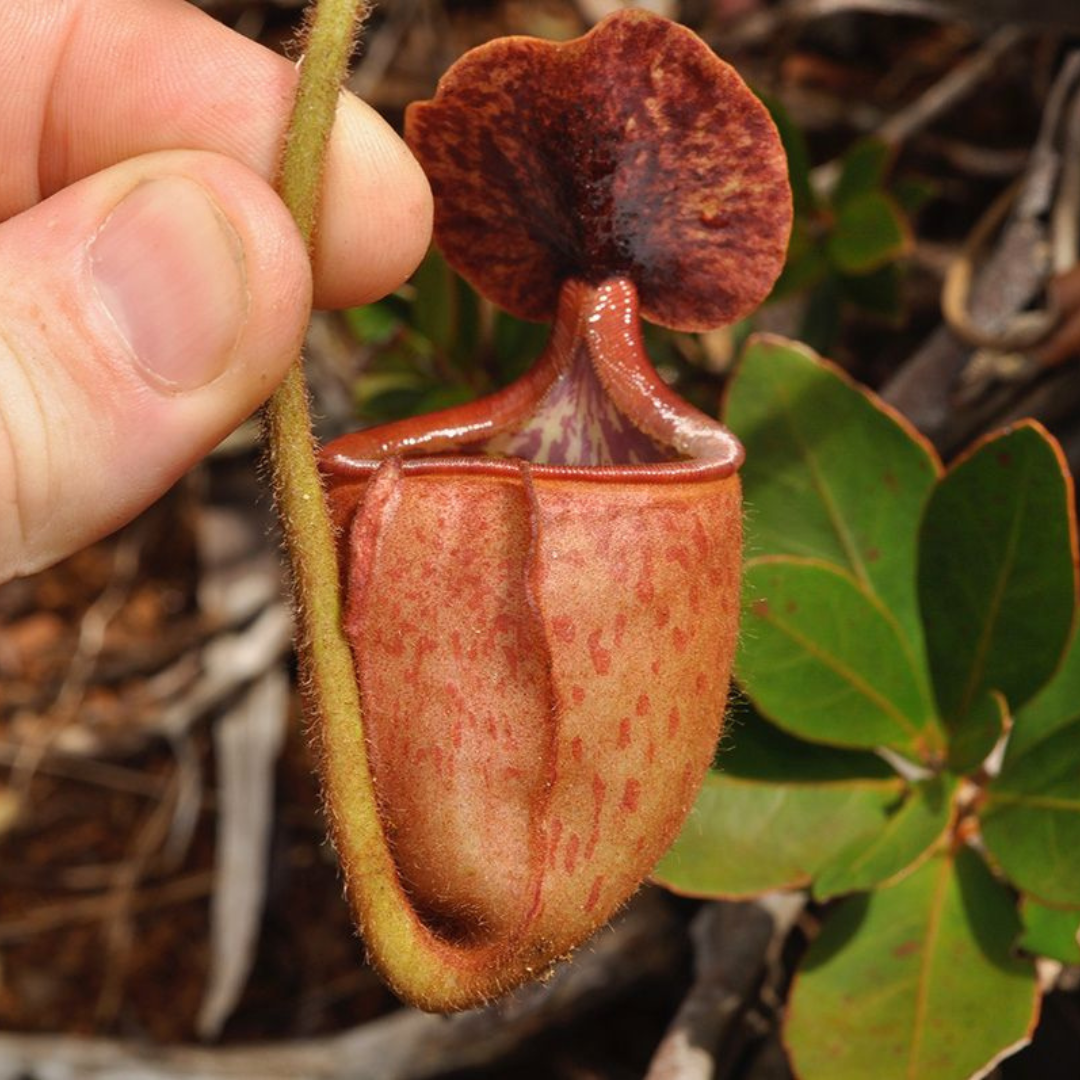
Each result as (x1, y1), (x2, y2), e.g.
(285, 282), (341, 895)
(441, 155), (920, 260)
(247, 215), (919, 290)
(350, 0), (421, 100)
(883, 52), (1080, 449)
(0, 872), (214, 944)
(0, 742), (166, 798)
(879, 28), (1026, 145)
(7, 522), (147, 797)
(156, 603), (293, 740)
(723, 0), (1080, 49)
(724, 0), (946, 48)
(812, 27), (1026, 196)
(95, 766), (185, 1023)
(197, 667), (289, 1039)
(644, 895), (805, 1080)
(0, 892), (680, 1080)
(917, 136), (1028, 180)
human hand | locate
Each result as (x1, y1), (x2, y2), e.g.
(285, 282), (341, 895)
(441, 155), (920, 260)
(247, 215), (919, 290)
(0, 0), (432, 582)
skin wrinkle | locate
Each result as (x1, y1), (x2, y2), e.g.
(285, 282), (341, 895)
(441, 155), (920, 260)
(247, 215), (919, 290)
(0, 322), (58, 570)
(34, 0), (83, 206)
(29, 0), (286, 201)
(0, 2), (85, 218)
(0, 177), (180, 581)
(6, 269), (143, 577)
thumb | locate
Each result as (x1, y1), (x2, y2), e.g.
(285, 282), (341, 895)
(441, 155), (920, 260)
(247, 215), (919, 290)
(1, 150), (313, 581)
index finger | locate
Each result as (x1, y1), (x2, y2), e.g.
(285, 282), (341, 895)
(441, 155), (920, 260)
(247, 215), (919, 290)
(3, 0), (432, 309)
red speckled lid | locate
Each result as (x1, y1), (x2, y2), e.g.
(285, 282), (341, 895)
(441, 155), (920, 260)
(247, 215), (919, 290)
(405, 10), (792, 332)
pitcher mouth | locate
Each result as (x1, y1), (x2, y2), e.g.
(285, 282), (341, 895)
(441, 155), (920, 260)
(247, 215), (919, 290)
(319, 277), (743, 487)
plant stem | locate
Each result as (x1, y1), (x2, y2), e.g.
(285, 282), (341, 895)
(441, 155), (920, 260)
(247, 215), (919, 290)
(264, 0), (370, 804)
(278, 0), (367, 248)
(261, 1), (514, 1010)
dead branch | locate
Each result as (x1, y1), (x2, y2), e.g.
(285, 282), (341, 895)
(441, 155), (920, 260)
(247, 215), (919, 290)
(0, 890), (682, 1080)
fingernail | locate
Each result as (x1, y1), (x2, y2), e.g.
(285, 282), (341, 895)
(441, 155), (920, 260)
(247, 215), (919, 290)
(90, 177), (248, 392)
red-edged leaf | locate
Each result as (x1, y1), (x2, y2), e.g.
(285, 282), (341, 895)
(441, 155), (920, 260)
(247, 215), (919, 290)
(918, 421), (1077, 725)
(787, 847), (1039, 1080)
(655, 714), (900, 898)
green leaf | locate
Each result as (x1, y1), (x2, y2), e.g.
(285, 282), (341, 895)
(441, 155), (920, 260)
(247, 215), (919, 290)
(447, 277), (481, 369)
(760, 91), (817, 216)
(344, 301), (402, 345)
(1007, 623), (1080, 761)
(946, 689), (1007, 775)
(410, 247), (458, 351)
(726, 336), (941, 651)
(409, 249), (482, 369)
(798, 275), (842, 353)
(654, 716), (902, 898)
(493, 310), (549, 383)
(981, 717), (1080, 906)
(357, 387), (433, 423)
(738, 557), (942, 760)
(715, 703), (895, 781)
(891, 175), (937, 217)
(985, 636), (1080, 904)
(833, 138), (893, 208)
(838, 262), (904, 322)
(827, 191), (911, 275)
(918, 421), (1077, 725)
(1018, 896), (1080, 964)
(413, 384), (476, 414)
(786, 847), (1038, 1080)
(655, 774), (901, 899)
(352, 370), (434, 423)
(769, 220), (831, 301)
(813, 775), (955, 900)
